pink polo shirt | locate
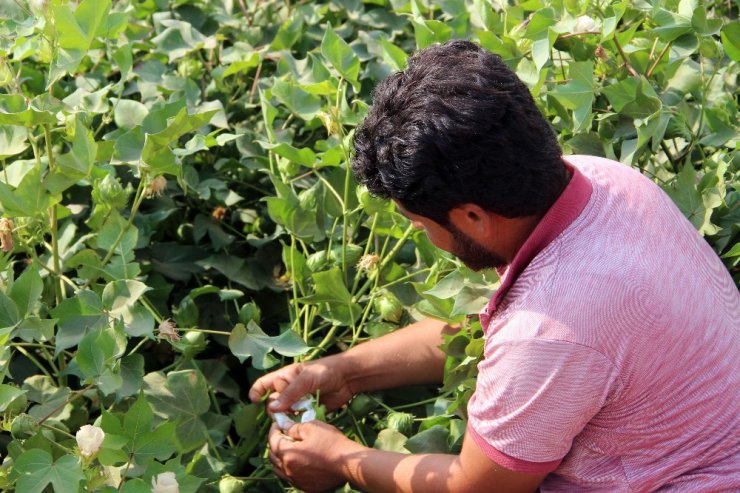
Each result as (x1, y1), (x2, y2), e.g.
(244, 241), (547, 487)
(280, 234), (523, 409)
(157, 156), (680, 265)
(467, 155), (740, 491)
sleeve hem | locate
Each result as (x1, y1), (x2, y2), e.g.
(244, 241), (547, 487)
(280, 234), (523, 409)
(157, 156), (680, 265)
(468, 425), (562, 475)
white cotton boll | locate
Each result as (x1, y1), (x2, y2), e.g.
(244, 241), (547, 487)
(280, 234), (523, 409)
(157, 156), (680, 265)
(300, 408), (316, 423)
(151, 472), (179, 493)
(29, 0), (46, 11)
(76, 425), (105, 457)
(574, 15), (599, 33)
(291, 397), (314, 412)
(273, 412), (294, 431)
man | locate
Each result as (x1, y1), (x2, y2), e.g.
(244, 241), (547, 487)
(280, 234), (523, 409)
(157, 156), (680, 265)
(249, 40), (739, 492)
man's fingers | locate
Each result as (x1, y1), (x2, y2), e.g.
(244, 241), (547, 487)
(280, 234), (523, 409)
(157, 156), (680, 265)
(285, 422), (304, 440)
(248, 365), (304, 405)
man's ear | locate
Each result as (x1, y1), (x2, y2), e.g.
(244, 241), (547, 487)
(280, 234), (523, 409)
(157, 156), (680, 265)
(448, 204), (496, 241)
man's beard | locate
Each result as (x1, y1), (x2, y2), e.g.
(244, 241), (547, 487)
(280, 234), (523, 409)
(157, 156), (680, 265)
(447, 225), (507, 271)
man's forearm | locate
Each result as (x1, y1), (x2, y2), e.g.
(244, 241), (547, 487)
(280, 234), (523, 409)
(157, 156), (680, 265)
(338, 442), (462, 493)
(335, 317), (458, 395)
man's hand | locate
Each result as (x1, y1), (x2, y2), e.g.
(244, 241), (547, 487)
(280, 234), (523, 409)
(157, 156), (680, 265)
(248, 357), (355, 413)
(268, 421), (360, 492)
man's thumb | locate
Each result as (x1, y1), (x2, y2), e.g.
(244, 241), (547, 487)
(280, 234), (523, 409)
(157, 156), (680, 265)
(268, 379), (311, 412)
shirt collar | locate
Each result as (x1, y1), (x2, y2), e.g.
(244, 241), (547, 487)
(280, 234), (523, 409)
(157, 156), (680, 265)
(480, 160), (593, 327)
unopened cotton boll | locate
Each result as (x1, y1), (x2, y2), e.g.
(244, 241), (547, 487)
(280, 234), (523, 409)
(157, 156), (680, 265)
(76, 425), (105, 457)
(152, 472), (179, 493)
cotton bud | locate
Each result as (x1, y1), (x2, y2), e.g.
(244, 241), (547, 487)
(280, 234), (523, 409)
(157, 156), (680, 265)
(387, 411), (414, 436)
(595, 45), (608, 61)
(145, 175), (168, 198)
(0, 218), (14, 252)
(152, 472), (179, 493)
(76, 424), (105, 458)
(574, 15), (599, 33)
(157, 319), (180, 342)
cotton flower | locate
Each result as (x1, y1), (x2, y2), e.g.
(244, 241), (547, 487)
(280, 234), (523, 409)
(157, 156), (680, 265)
(157, 319), (180, 342)
(145, 175), (168, 198)
(574, 15), (599, 33)
(357, 253), (380, 272)
(152, 472), (179, 493)
(0, 218), (14, 252)
(76, 424), (105, 457)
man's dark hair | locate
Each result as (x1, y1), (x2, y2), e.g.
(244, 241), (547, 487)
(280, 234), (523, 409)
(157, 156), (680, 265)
(352, 39), (568, 224)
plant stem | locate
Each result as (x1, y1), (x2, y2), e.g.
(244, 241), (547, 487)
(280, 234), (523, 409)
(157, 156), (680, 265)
(98, 176), (146, 268)
(13, 345), (53, 380)
(612, 37), (639, 77)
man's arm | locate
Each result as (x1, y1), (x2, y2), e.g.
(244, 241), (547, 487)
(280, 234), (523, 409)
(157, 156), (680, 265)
(250, 317), (457, 411)
(271, 422), (546, 493)
(339, 317), (459, 394)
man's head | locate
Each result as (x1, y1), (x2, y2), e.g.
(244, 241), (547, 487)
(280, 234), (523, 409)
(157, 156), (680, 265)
(351, 40), (568, 269)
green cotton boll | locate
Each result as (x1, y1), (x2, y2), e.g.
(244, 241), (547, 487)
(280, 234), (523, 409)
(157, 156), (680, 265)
(219, 475), (246, 493)
(93, 174), (132, 210)
(307, 250), (328, 271)
(374, 290), (404, 323)
(329, 244), (364, 267)
(387, 411), (415, 436)
(349, 394), (375, 418)
(178, 58), (204, 79)
(11, 413), (38, 439)
(238, 302), (262, 325)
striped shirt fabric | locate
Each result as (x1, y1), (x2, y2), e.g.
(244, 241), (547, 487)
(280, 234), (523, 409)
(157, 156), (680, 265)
(467, 155), (740, 492)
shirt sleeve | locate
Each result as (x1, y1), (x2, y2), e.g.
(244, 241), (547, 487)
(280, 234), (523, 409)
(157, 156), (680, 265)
(467, 332), (621, 474)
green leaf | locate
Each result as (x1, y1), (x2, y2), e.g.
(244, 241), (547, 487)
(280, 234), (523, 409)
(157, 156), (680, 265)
(8, 267), (42, 318)
(228, 321), (309, 369)
(404, 425), (450, 453)
(271, 17), (304, 50)
(15, 318), (55, 343)
(256, 141), (317, 167)
(321, 25), (361, 88)
(55, 118), (97, 178)
(141, 107), (218, 175)
(0, 125), (29, 158)
(663, 164), (718, 236)
(123, 393), (153, 447)
(0, 167), (58, 217)
(102, 280), (150, 315)
(0, 94), (58, 127)
(144, 370), (211, 452)
(76, 326), (124, 387)
(691, 6), (722, 36)
(113, 99), (149, 129)
(305, 268), (353, 304)
(271, 79), (322, 121)
(97, 212), (138, 260)
(602, 77), (661, 120)
(131, 420), (177, 462)
(50, 290), (108, 353)
(374, 429), (408, 453)
(14, 450), (84, 493)
(721, 21), (740, 62)
(652, 9), (692, 42)
(48, 0), (112, 86)
(0, 384), (26, 412)
(0, 291), (20, 328)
